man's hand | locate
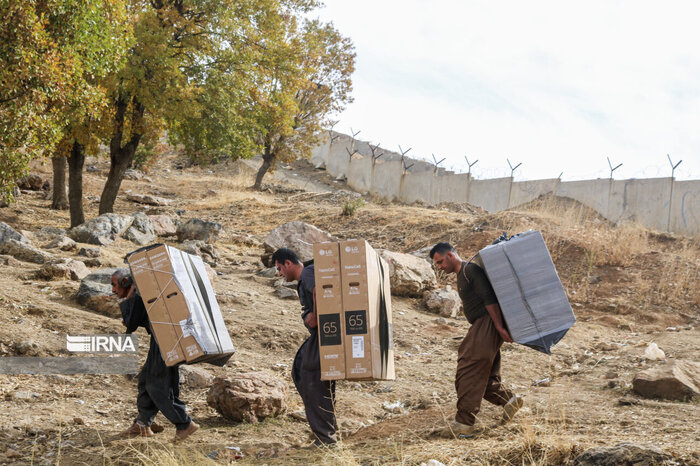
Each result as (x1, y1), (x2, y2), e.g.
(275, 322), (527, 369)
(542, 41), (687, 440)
(304, 310), (318, 329)
(496, 326), (513, 343)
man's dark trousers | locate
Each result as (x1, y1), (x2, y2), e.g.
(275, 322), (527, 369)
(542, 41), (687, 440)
(136, 337), (191, 429)
(292, 332), (337, 444)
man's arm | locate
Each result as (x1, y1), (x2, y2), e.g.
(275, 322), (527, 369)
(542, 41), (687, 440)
(304, 286), (318, 329)
(485, 303), (513, 343)
(120, 286), (147, 334)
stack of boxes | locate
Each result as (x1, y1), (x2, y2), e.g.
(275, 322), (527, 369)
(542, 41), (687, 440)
(314, 240), (395, 381)
(126, 244), (235, 366)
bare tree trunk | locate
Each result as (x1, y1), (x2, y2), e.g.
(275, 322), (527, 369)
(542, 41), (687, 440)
(51, 156), (68, 210)
(99, 96), (144, 214)
(67, 142), (85, 228)
(253, 146), (275, 190)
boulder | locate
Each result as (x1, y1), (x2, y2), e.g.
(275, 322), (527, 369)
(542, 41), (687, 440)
(37, 259), (90, 281)
(181, 240), (218, 265)
(379, 249), (437, 297)
(177, 218), (222, 243)
(76, 268), (120, 317)
(44, 235), (76, 251)
(0, 222), (29, 244)
(78, 247), (101, 258)
(126, 193), (171, 206)
(69, 213), (134, 245)
(207, 372), (287, 423)
(0, 239), (52, 264)
(632, 360), (700, 401)
(574, 442), (674, 466)
(179, 365), (215, 389)
(275, 286), (298, 300)
(0, 255), (21, 267)
(423, 286), (462, 318)
(122, 212), (155, 246)
(148, 215), (177, 237)
(124, 169), (149, 180)
(263, 221), (336, 264)
(16, 174), (45, 191)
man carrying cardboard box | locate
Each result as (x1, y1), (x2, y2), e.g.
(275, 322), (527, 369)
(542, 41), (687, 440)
(272, 248), (337, 446)
(111, 268), (199, 442)
(429, 243), (523, 437)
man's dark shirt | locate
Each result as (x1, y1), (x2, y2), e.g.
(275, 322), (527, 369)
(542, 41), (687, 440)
(456, 262), (498, 324)
(120, 293), (151, 335)
(297, 264), (315, 334)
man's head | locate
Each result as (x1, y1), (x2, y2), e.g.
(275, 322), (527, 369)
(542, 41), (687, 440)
(111, 268), (133, 298)
(429, 242), (462, 274)
(271, 248), (304, 282)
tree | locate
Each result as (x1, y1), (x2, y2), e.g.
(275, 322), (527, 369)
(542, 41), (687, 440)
(251, 19), (355, 189)
(0, 0), (130, 207)
(97, 0), (284, 213)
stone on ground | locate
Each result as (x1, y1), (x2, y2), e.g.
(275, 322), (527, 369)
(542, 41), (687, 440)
(69, 213), (134, 245)
(0, 239), (52, 264)
(632, 360), (700, 401)
(574, 442), (674, 466)
(76, 268), (121, 317)
(148, 215), (178, 236)
(0, 222), (29, 244)
(207, 372), (287, 423)
(423, 286), (462, 318)
(263, 221), (336, 264)
(122, 212), (155, 245)
(37, 259), (90, 281)
(379, 249), (437, 297)
(177, 218), (222, 243)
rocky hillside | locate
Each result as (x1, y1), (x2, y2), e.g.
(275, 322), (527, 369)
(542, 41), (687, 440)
(0, 151), (698, 465)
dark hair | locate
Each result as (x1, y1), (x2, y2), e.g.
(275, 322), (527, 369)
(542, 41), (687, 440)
(271, 248), (301, 265)
(429, 242), (456, 259)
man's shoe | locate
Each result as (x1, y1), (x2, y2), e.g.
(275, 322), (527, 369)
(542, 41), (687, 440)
(150, 422), (164, 433)
(173, 421), (199, 443)
(438, 421), (475, 438)
(119, 422), (154, 438)
(503, 394), (524, 422)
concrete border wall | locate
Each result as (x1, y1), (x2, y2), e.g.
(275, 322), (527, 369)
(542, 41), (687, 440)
(308, 131), (700, 236)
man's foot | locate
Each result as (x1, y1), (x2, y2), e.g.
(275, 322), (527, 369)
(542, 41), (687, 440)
(119, 422), (153, 438)
(173, 421), (199, 443)
(503, 394), (524, 422)
(437, 421), (475, 438)
(150, 422), (164, 433)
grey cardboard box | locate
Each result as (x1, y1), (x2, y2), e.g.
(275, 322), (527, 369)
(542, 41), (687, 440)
(478, 230), (575, 354)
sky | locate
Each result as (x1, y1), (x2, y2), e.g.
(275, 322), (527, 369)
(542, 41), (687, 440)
(314, 1), (700, 181)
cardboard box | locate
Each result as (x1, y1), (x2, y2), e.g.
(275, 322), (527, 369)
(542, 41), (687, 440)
(313, 242), (346, 380)
(126, 244), (235, 366)
(478, 230), (575, 354)
(339, 240), (395, 380)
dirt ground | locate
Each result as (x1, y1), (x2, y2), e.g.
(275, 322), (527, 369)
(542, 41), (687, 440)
(0, 151), (698, 465)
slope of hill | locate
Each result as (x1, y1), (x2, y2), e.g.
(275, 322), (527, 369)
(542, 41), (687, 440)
(0, 151), (698, 465)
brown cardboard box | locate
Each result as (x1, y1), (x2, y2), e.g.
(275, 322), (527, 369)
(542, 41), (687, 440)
(339, 240), (394, 380)
(313, 242), (346, 380)
(126, 244), (235, 367)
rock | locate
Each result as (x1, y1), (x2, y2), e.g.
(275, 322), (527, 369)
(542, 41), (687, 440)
(177, 218), (222, 243)
(258, 267), (279, 278)
(643, 342), (665, 360)
(179, 365), (215, 389)
(124, 169), (146, 180)
(379, 250), (437, 297)
(0, 222), (29, 244)
(44, 235), (76, 251)
(421, 461), (446, 466)
(76, 268), (121, 317)
(78, 247), (101, 258)
(13, 390), (41, 401)
(34, 226), (67, 242)
(16, 174), (45, 190)
(181, 240), (218, 264)
(69, 213), (134, 245)
(0, 239), (52, 264)
(423, 286), (462, 317)
(263, 221), (336, 264)
(275, 286), (298, 300)
(0, 255), (21, 266)
(122, 212), (155, 245)
(574, 442), (674, 466)
(126, 193), (171, 206)
(6, 448), (21, 459)
(632, 360), (700, 401)
(16, 341), (36, 355)
(37, 258), (90, 281)
(148, 215), (178, 236)
(230, 233), (262, 247)
(207, 372), (287, 423)
(82, 258), (102, 267)
(382, 401), (405, 414)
